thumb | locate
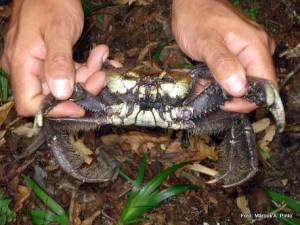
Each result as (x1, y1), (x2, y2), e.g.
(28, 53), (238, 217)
(44, 32), (75, 100)
(200, 37), (247, 97)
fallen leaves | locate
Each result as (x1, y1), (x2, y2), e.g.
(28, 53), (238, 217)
(12, 122), (35, 138)
(252, 118), (271, 133)
(236, 195), (252, 221)
(14, 185), (31, 212)
(101, 131), (217, 163)
(71, 137), (94, 165)
(0, 101), (14, 127)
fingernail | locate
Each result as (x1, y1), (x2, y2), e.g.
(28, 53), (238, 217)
(50, 78), (73, 99)
(225, 75), (247, 96)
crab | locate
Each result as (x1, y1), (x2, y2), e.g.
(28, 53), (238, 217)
(34, 63), (285, 188)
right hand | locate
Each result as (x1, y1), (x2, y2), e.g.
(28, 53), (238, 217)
(1, 0), (110, 117)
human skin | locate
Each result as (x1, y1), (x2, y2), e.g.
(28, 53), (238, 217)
(1, 0), (276, 117)
(1, 0), (111, 117)
(172, 0), (276, 112)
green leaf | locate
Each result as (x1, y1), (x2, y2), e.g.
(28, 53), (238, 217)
(244, 7), (257, 21)
(230, 0), (241, 7)
(152, 184), (197, 204)
(151, 46), (164, 61)
(81, 0), (111, 16)
(130, 155), (147, 196)
(277, 217), (300, 225)
(0, 68), (10, 102)
(119, 160), (195, 225)
(31, 209), (68, 225)
(266, 190), (300, 213)
(177, 63), (196, 70)
(140, 161), (191, 198)
(23, 176), (68, 219)
(97, 14), (105, 23)
(0, 190), (16, 225)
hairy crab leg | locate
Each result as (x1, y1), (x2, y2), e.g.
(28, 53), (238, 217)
(197, 113), (258, 188)
(45, 120), (118, 183)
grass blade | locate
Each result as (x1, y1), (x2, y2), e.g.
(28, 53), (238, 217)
(130, 155), (147, 196)
(31, 209), (68, 225)
(266, 190), (300, 213)
(81, 0), (111, 16)
(276, 217), (300, 225)
(23, 176), (68, 218)
(152, 184), (197, 204)
(140, 161), (190, 197)
(119, 160), (194, 225)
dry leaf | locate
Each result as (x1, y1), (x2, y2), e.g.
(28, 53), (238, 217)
(138, 42), (158, 61)
(260, 125), (276, 146)
(281, 179), (289, 186)
(0, 130), (6, 148)
(189, 135), (217, 160)
(81, 210), (101, 225)
(72, 138), (94, 165)
(101, 131), (169, 154)
(188, 163), (218, 177)
(252, 118), (271, 133)
(14, 185), (31, 212)
(236, 195), (252, 221)
(12, 122), (35, 138)
(257, 124), (276, 160)
(0, 101), (14, 127)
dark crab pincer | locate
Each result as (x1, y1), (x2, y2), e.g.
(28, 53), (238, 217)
(34, 63), (285, 188)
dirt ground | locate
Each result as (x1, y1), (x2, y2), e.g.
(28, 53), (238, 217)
(0, 1), (299, 225)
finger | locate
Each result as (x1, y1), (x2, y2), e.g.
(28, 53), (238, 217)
(268, 37), (276, 55)
(237, 42), (277, 85)
(10, 54), (45, 116)
(108, 59), (123, 68)
(47, 101), (85, 117)
(76, 45), (109, 83)
(225, 32), (277, 85)
(83, 71), (106, 95)
(221, 98), (256, 113)
(200, 36), (247, 97)
(44, 30), (75, 100)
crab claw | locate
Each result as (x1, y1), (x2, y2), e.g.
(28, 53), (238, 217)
(246, 77), (285, 133)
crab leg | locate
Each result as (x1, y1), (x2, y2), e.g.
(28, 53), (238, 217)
(185, 71), (285, 132)
(210, 115), (258, 188)
(44, 120), (118, 183)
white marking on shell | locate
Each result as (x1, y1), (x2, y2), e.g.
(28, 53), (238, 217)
(138, 86), (146, 99)
(152, 109), (168, 128)
(136, 110), (155, 127)
(123, 105), (140, 126)
(107, 74), (137, 94)
(150, 86), (158, 101)
(159, 82), (189, 99)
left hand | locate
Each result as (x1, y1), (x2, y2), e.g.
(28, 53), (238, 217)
(171, 0), (276, 113)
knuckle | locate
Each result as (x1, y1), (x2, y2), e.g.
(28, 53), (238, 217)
(48, 53), (71, 67)
(211, 53), (236, 70)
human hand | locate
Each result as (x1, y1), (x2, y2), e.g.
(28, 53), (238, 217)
(1, 0), (109, 117)
(172, 0), (276, 113)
